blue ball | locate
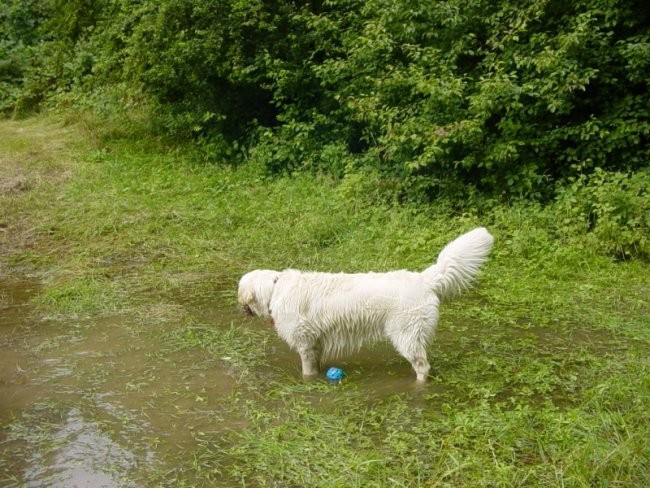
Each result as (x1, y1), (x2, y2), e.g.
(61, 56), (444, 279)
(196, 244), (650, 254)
(326, 367), (346, 381)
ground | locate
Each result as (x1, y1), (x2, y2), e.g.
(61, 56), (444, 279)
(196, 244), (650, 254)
(1, 116), (649, 487)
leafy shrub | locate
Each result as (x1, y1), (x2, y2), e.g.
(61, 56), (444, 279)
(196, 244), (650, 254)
(0, 0), (45, 115)
(557, 168), (650, 259)
(2, 0), (649, 204)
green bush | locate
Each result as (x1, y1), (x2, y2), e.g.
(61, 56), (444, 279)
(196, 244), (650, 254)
(557, 167), (650, 259)
(2, 0), (649, 203)
(0, 0), (44, 114)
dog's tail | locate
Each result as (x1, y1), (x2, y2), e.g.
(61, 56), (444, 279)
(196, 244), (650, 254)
(421, 227), (494, 300)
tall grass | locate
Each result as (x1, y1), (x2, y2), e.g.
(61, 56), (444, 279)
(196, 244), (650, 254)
(1, 115), (648, 487)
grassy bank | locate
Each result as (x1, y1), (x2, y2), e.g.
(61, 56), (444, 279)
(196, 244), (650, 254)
(1, 116), (649, 486)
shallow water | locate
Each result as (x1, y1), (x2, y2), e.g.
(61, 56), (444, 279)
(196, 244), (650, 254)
(0, 279), (241, 486)
(0, 277), (618, 485)
(0, 276), (424, 486)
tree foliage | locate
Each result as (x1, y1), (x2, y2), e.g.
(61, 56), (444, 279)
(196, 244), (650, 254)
(2, 0), (649, 203)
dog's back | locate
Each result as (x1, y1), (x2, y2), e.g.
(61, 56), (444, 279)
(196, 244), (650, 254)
(271, 269), (440, 359)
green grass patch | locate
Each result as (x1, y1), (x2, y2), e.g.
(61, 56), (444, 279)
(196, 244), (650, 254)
(1, 116), (648, 487)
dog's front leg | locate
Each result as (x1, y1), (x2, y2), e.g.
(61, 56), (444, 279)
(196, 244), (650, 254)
(292, 324), (321, 378)
(298, 345), (321, 378)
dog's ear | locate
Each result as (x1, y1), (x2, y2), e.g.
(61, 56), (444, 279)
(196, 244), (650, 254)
(238, 272), (257, 307)
(238, 288), (254, 306)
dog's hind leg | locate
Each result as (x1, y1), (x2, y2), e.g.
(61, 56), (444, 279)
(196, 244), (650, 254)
(400, 345), (431, 382)
(409, 354), (431, 382)
(388, 322), (433, 382)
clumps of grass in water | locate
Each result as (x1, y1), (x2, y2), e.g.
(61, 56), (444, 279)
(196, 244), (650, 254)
(170, 321), (275, 382)
(212, 379), (649, 487)
(223, 396), (398, 487)
(33, 275), (128, 318)
(33, 273), (138, 318)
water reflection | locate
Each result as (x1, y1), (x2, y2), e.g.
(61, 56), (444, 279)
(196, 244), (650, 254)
(0, 279), (235, 486)
(23, 408), (139, 488)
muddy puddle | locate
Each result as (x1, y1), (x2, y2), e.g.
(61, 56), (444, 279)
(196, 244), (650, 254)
(0, 279), (242, 486)
(1, 277), (620, 486)
(0, 277), (422, 486)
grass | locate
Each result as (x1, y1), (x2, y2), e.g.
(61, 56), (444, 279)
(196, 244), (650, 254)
(1, 115), (649, 487)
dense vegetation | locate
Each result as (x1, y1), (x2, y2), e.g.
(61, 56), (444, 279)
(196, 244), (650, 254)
(1, 0), (649, 257)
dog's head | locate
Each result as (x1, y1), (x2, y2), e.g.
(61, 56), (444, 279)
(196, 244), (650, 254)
(237, 269), (280, 318)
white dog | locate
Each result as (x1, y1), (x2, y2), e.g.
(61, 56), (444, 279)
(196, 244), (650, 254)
(238, 227), (493, 381)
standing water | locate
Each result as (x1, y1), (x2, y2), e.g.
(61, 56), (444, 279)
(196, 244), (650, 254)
(0, 278), (242, 486)
(0, 275), (431, 486)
